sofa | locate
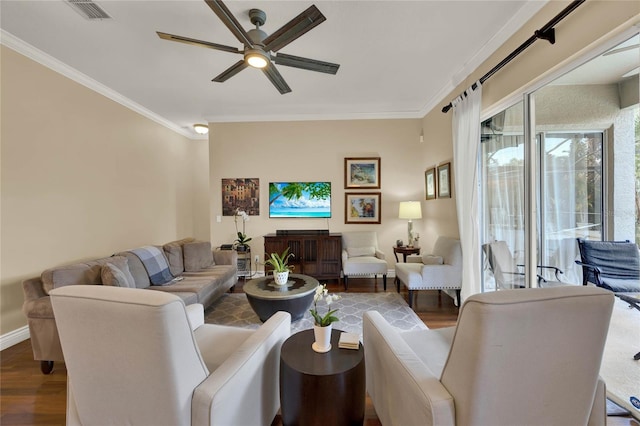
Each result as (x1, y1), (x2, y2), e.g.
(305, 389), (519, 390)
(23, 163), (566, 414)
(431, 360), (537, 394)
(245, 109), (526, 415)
(22, 237), (238, 374)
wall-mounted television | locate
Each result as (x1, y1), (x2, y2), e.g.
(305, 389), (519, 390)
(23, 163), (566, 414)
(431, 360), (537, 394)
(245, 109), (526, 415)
(269, 182), (331, 218)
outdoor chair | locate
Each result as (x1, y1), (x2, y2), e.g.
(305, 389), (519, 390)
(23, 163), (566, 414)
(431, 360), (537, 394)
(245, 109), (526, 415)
(364, 286), (614, 426)
(50, 285), (291, 426)
(576, 238), (640, 292)
(482, 240), (563, 289)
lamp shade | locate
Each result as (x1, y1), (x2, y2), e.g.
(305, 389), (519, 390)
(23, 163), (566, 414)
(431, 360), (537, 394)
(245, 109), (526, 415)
(398, 201), (422, 219)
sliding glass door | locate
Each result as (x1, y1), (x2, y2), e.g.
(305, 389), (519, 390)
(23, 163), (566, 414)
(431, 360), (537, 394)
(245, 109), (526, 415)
(537, 132), (604, 284)
(480, 33), (638, 291)
(480, 102), (527, 291)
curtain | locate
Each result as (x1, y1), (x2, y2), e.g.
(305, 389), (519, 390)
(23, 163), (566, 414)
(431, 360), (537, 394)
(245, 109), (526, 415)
(452, 82), (482, 301)
(484, 134), (525, 260)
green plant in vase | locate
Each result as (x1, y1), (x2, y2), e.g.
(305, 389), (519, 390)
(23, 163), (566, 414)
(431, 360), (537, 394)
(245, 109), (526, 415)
(309, 284), (341, 326)
(233, 209), (251, 251)
(264, 247), (295, 285)
(309, 284), (341, 353)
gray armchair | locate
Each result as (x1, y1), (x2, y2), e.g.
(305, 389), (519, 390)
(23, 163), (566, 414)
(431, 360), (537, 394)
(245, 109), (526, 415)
(364, 286), (614, 426)
(50, 285), (291, 425)
(341, 231), (388, 290)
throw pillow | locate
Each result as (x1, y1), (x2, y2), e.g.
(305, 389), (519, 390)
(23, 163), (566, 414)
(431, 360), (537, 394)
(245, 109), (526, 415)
(101, 263), (132, 288)
(106, 256), (136, 286)
(163, 242), (185, 276)
(347, 246), (376, 257)
(183, 241), (215, 272)
(162, 238), (195, 276)
(422, 254), (444, 265)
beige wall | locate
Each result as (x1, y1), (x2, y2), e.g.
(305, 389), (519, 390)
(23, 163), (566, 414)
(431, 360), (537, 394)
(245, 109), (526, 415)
(0, 46), (203, 334)
(209, 119), (427, 268)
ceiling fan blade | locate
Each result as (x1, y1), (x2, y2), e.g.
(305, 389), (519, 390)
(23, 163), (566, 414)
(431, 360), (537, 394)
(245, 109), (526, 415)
(212, 60), (249, 82)
(157, 32), (241, 54)
(263, 5), (326, 53)
(205, 0), (253, 47)
(274, 53), (339, 75)
(262, 63), (292, 94)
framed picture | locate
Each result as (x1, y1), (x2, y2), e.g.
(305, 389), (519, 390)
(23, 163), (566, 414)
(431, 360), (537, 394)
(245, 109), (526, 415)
(222, 178), (260, 216)
(437, 163), (451, 198)
(425, 168), (436, 200)
(344, 157), (381, 189)
(345, 192), (381, 224)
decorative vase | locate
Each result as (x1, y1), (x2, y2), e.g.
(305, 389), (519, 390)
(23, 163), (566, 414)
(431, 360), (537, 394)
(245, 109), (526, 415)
(274, 270), (289, 286)
(312, 323), (332, 353)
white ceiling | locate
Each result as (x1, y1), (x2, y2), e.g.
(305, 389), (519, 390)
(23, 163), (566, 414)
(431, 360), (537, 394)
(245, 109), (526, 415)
(1, 0), (548, 138)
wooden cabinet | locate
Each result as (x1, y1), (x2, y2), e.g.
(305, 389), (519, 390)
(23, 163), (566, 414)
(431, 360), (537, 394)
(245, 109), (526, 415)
(264, 233), (342, 280)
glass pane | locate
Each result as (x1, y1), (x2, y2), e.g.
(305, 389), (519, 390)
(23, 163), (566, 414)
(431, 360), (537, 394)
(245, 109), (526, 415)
(533, 33), (639, 285)
(538, 132), (603, 284)
(480, 102), (527, 291)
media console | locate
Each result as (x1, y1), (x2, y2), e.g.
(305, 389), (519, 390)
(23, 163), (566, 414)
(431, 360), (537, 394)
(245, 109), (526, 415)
(264, 232), (341, 281)
(276, 229), (330, 236)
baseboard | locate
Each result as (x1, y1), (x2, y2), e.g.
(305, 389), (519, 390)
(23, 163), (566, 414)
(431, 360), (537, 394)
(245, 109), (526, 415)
(0, 325), (30, 351)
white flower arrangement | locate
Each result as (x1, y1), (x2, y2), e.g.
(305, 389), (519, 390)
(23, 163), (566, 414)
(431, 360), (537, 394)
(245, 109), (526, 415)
(234, 209), (251, 248)
(309, 284), (341, 327)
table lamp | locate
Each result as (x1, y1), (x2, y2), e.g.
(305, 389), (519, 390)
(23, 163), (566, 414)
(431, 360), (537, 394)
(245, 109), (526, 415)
(398, 201), (422, 247)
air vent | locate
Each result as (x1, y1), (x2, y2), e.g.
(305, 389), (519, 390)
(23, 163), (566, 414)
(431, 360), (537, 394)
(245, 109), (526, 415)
(66, 0), (112, 20)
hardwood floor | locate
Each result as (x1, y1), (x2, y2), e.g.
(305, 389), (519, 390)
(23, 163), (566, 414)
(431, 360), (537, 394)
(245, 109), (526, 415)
(1, 277), (637, 425)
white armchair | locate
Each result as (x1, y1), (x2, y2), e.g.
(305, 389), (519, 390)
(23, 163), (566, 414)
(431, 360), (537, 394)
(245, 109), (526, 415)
(363, 286), (614, 426)
(342, 231), (388, 290)
(395, 236), (462, 307)
(50, 285), (291, 426)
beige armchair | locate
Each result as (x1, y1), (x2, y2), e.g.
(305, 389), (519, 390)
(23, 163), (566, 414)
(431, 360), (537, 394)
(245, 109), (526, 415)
(50, 285), (291, 426)
(341, 231), (388, 290)
(394, 236), (462, 307)
(363, 286), (614, 426)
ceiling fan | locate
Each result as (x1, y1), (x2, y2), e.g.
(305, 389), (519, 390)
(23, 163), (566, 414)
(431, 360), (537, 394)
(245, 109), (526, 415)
(157, 0), (340, 94)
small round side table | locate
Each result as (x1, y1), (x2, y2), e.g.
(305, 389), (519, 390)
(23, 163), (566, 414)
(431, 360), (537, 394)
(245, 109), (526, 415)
(279, 329), (365, 426)
(393, 245), (421, 262)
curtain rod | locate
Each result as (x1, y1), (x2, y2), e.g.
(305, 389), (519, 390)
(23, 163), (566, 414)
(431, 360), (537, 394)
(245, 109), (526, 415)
(441, 0), (586, 113)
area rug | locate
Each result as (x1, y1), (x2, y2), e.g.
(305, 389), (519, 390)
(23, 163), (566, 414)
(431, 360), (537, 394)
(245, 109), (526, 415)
(601, 297), (640, 419)
(204, 292), (428, 340)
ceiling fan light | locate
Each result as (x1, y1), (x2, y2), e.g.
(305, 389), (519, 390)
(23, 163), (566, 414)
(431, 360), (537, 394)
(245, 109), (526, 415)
(193, 124), (209, 135)
(245, 50), (269, 69)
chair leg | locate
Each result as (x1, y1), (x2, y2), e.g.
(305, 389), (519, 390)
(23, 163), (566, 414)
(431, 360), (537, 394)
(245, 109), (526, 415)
(408, 290), (414, 308)
(344, 276), (348, 291)
(395, 277), (400, 293)
(40, 360), (54, 375)
(383, 274), (387, 291)
(456, 289), (461, 307)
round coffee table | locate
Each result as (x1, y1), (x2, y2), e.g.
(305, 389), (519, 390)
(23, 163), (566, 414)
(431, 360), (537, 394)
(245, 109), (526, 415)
(280, 329), (365, 426)
(244, 273), (318, 321)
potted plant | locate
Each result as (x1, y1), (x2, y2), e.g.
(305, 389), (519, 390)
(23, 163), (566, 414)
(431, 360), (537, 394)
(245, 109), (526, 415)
(233, 209), (251, 252)
(264, 247), (295, 285)
(234, 232), (252, 252)
(309, 284), (341, 353)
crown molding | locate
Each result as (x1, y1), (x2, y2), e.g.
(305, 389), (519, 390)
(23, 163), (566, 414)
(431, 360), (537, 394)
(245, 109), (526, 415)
(206, 109), (424, 123)
(1, 29), (201, 140)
